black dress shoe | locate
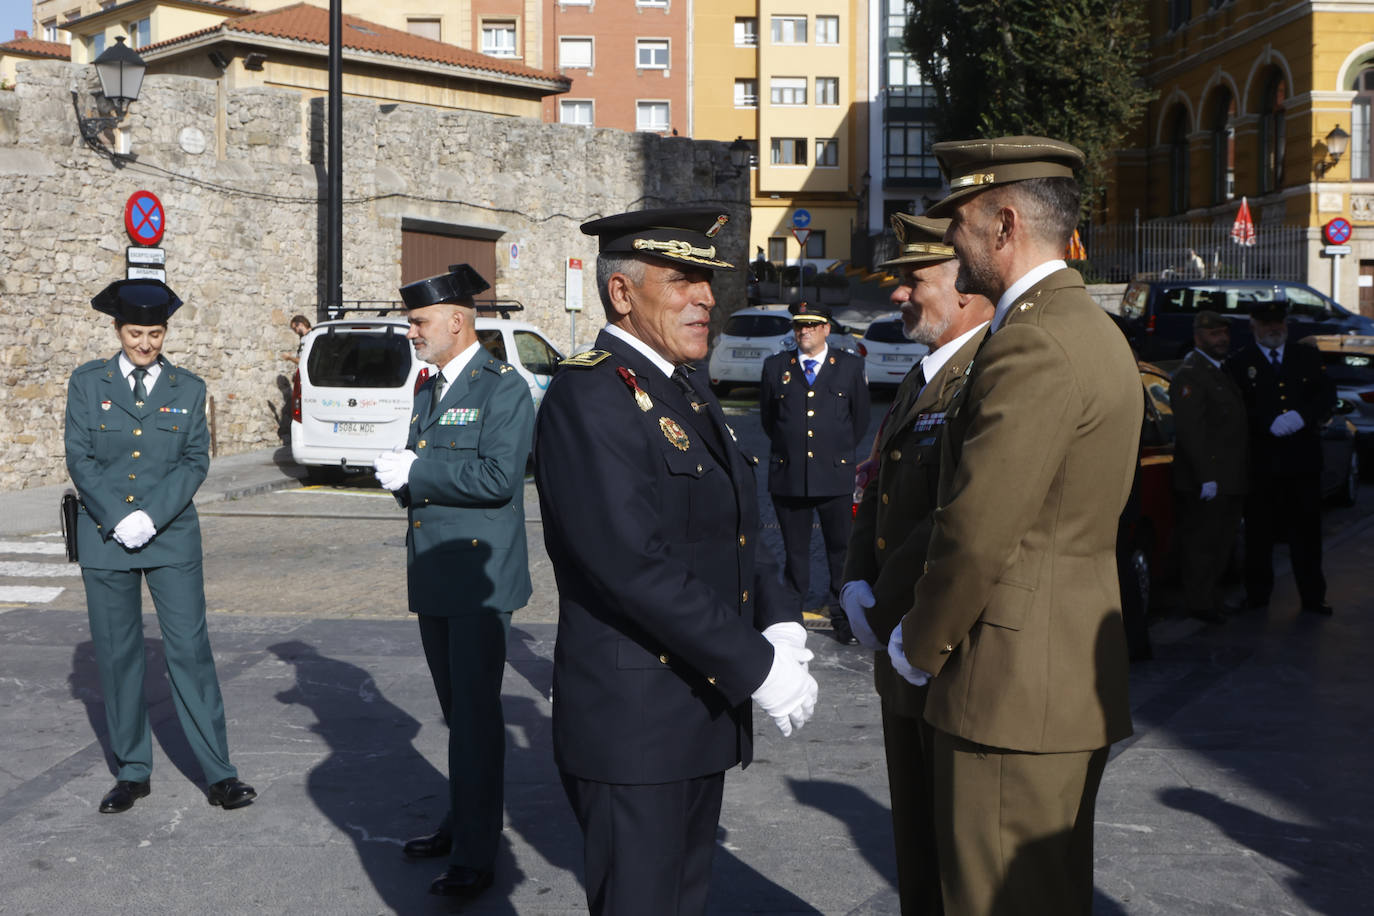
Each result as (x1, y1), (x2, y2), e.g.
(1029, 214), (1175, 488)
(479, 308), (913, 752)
(1302, 604), (1334, 616)
(429, 866), (494, 899)
(99, 779), (150, 814)
(403, 828), (452, 859)
(831, 616), (859, 646)
(1189, 608), (1227, 625)
(206, 777), (257, 809)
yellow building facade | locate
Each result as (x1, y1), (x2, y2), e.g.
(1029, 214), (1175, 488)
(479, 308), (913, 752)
(1109, 0), (1374, 314)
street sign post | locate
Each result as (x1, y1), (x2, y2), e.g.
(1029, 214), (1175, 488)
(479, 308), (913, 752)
(123, 190), (165, 246)
(1321, 219), (1352, 298)
(791, 209), (811, 229)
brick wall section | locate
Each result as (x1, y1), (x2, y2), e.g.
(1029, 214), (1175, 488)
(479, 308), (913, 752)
(0, 61), (748, 490)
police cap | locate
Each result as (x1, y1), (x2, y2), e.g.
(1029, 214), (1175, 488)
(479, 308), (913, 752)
(927, 135), (1084, 218)
(399, 263), (490, 309)
(1193, 310), (1228, 330)
(880, 213), (955, 269)
(790, 301), (832, 325)
(1250, 300), (1288, 322)
(580, 206), (736, 271)
(91, 278), (183, 325)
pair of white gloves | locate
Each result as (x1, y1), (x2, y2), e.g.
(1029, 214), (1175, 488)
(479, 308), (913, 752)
(374, 449), (419, 491)
(840, 580), (933, 687)
(112, 510), (157, 550)
(1269, 410), (1305, 438)
(750, 621), (819, 737)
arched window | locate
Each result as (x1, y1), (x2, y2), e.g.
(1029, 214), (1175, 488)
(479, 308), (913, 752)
(1169, 107), (1190, 215)
(1258, 70), (1286, 193)
(1209, 88), (1235, 203)
(1353, 67), (1374, 181)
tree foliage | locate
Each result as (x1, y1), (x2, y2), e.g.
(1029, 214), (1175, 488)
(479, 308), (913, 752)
(905, 0), (1154, 212)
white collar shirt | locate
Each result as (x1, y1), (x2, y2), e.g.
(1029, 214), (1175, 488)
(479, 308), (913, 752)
(603, 323), (678, 378)
(991, 259), (1067, 333)
(118, 354), (162, 395)
(919, 321), (991, 393)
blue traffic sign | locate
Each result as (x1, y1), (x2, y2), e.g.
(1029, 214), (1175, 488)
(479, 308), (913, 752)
(791, 209), (811, 229)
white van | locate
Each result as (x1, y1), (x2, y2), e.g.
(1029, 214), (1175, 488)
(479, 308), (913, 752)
(289, 314), (563, 480)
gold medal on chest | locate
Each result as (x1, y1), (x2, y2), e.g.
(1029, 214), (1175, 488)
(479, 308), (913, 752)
(782, 370), (791, 385)
(659, 416), (690, 451)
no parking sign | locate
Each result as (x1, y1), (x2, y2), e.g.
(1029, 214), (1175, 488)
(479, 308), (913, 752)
(124, 190), (165, 246)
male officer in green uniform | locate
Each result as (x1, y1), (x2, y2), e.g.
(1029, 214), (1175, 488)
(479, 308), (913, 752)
(841, 213), (993, 915)
(1171, 310), (1248, 624)
(65, 278), (255, 814)
(373, 264), (535, 902)
(888, 138), (1141, 914)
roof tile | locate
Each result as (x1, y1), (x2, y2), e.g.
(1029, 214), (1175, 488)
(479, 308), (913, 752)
(0, 38), (73, 59)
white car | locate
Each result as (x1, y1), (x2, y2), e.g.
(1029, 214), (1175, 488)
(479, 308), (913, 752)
(707, 304), (859, 396)
(858, 313), (928, 388)
(290, 314), (563, 480)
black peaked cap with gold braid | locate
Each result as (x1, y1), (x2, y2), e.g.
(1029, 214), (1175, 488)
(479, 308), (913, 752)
(580, 206), (737, 271)
(880, 213), (954, 269)
(926, 135), (1084, 218)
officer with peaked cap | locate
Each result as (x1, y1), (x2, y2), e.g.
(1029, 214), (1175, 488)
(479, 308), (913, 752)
(1224, 299), (1335, 615)
(886, 138), (1142, 914)
(373, 264), (534, 902)
(759, 299), (869, 644)
(65, 278), (257, 815)
(534, 206), (817, 916)
(840, 212), (994, 915)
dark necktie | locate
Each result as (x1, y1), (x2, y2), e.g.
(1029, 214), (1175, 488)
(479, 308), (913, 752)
(430, 372), (445, 416)
(671, 367), (696, 400)
(132, 367), (148, 404)
(1269, 348), (1282, 369)
(913, 363), (928, 393)
(803, 358), (818, 385)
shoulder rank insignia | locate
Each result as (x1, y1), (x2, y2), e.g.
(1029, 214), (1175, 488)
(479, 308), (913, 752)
(562, 349), (611, 368)
(500, 364), (514, 374)
(616, 366), (654, 412)
(439, 407), (480, 425)
(725, 423), (738, 442)
(660, 416), (690, 451)
(411, 413), (419, 424)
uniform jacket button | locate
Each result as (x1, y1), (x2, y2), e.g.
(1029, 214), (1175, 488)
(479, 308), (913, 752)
(940, 644), (954, 654)
(807, 450), (814, 458)
(890, 449), (902, 460)
(707, 676), (717, 685)
(738, 535), (746, 546)
(132, 428), (142, 436)
(882, 493), (889, 504)
(741, 590), (750, 603)
(125, 495), (134, 503)
(659, 654), (669, 664)
(418, 440), (427, 448)
(877, 537), (886, 550)
(131, 450), (141, 458)
(413, 521), (421, 528)
(807, 429), (814, 438)
(471, 539), (479, 546)
(128, 474), (136, 480)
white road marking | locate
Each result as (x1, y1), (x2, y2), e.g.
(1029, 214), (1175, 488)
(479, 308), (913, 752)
(283, 487), (394, 499)
(0, 561), (78, 578)
(0, 541), (68, 556)
(0, 586), (65, 604)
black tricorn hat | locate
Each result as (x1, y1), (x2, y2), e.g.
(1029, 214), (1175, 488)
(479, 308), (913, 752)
(91, 279), (183, 324)
(580, 206), (736, 271)
(399, 263), (490, 309)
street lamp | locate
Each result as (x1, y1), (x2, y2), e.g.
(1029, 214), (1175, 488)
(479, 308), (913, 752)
(71, 36), (148, 164)
(1316, 124), (1351, 178)
(717, 136), (752, 179)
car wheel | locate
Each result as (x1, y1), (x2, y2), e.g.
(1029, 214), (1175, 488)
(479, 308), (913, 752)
(1334, 449), (1360, 507)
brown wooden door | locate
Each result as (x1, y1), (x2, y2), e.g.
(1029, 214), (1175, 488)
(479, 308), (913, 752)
(1360, 259), (1374, 318)
(401, 229), (498, 288)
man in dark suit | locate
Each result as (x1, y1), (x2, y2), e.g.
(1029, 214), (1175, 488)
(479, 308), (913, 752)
(534, 206), (818, 916)
(760, 301), (870, 644)
(1224, 301), (1336, 615)
(64, 279), (255, 814)
(372, 264), (535, 901)
(842, 212), (993, 915)
(1171, 310), (1248, 624)
(892, 137), (1142, 914)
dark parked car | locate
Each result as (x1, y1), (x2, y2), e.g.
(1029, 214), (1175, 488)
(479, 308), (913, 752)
(1299, 334), (1374, 452)
(1115, 279), (1374, 362)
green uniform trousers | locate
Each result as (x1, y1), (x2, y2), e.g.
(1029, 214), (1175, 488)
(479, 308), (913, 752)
(82, 560), (235, 785)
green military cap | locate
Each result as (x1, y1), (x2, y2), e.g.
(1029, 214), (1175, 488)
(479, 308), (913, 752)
(1193, 310), (1228, 330)
(926, 135), (1085, 218)
(880, 213), (955, 269)
(580, 206), (736, 271)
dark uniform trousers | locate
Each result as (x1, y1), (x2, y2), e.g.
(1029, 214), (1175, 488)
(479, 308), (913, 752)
(536, 331), (797, 916)
(1170, 351), (1249, 614)
(1224, 343), (1334, 609)
(760, 348), (870, 611)
(844, 332), (985, 916)
(65, 355), (235, 786)
(398, 345), (535, 871)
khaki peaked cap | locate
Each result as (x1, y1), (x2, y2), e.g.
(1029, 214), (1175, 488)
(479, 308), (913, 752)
(926, 136), (1084, 218)
(880, 213), (954, 269)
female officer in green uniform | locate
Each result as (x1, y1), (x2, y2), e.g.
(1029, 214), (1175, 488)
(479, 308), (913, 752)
(64, 279), (255, 814)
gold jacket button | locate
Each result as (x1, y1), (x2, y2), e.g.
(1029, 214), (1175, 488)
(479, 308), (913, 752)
(450, 441), (456, 447)
(807, 450), (814, 458)
(125, 495), (134, 503)
(128, 473), (136, 480)
(882, 493), (889, 504)
(131, 451), (141, 458)
(172, 425), (179, 431)
(807, 409), (814, 417)
(940, 644), (954, 654)
(807, 389), (815, 398)
(418, 440), (427, 448)
(738, 535), (746, 546)
(696, 464), (703, 473)
(132, 428), (142, 436)
(413, 521), (422, 528)
(471, 539), (479, 546)
(99, 424), (106, 430)
(741, 590), (750, 603)
(877, 537), (886, 550)
(807, 429), (814, 438)
(707, 676), (717, 685)
(659, 654), (669, 664)
(890, 449), (902, 460)
(923, 561), (930, 574)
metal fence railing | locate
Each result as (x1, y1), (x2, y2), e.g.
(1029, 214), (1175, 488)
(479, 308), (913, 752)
(1080, 222), (1309, 284)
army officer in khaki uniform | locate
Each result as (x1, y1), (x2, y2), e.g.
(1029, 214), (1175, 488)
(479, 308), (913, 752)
(373, 264), (534, 903)
(64, 279), (256, 815)
(842, 213), (992, 915)
(887, 138), (1142, 914)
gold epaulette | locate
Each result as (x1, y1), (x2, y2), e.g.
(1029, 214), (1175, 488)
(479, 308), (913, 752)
(561, 349), (611, 369)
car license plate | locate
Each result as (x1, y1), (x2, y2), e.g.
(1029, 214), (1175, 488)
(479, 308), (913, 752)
(332, 422), (375, 435)
(732, 348), (764, 358)
(881, 354), (914, 363)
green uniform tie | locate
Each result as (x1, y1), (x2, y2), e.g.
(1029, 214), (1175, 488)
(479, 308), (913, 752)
(132, 367), (149, 403)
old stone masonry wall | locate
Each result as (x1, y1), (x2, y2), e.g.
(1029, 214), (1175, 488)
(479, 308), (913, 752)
(0, 61), (748, 490)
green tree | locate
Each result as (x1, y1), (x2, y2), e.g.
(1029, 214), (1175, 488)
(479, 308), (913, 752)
(905, 0), (1153, 212)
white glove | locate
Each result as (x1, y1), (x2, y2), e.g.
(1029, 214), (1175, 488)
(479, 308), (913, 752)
(839, 580), (883, 651)
(751, 645), (819, 737)
(373, 449), (418, 491)
(886, 621), (932, 687)
(112, 510), (156, 550)
(762, 622), (809, 672)
(1269, 410), (1305, 437)
(1199, 481), (1218, 501)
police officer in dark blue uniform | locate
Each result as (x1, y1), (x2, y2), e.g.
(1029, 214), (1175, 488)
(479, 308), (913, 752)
(534, 206), (818, 916)
(373, 264), (535, 901)
(1224, 300), (1336, 615)
(64, 279), (256, 815)
(759, 302), (870, 643)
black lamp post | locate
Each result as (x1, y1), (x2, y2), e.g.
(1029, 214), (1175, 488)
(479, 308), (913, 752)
(71, 35), (147, 164)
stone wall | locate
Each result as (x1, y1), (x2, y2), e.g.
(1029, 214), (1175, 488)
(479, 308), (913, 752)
(0, 61), (749, 490)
